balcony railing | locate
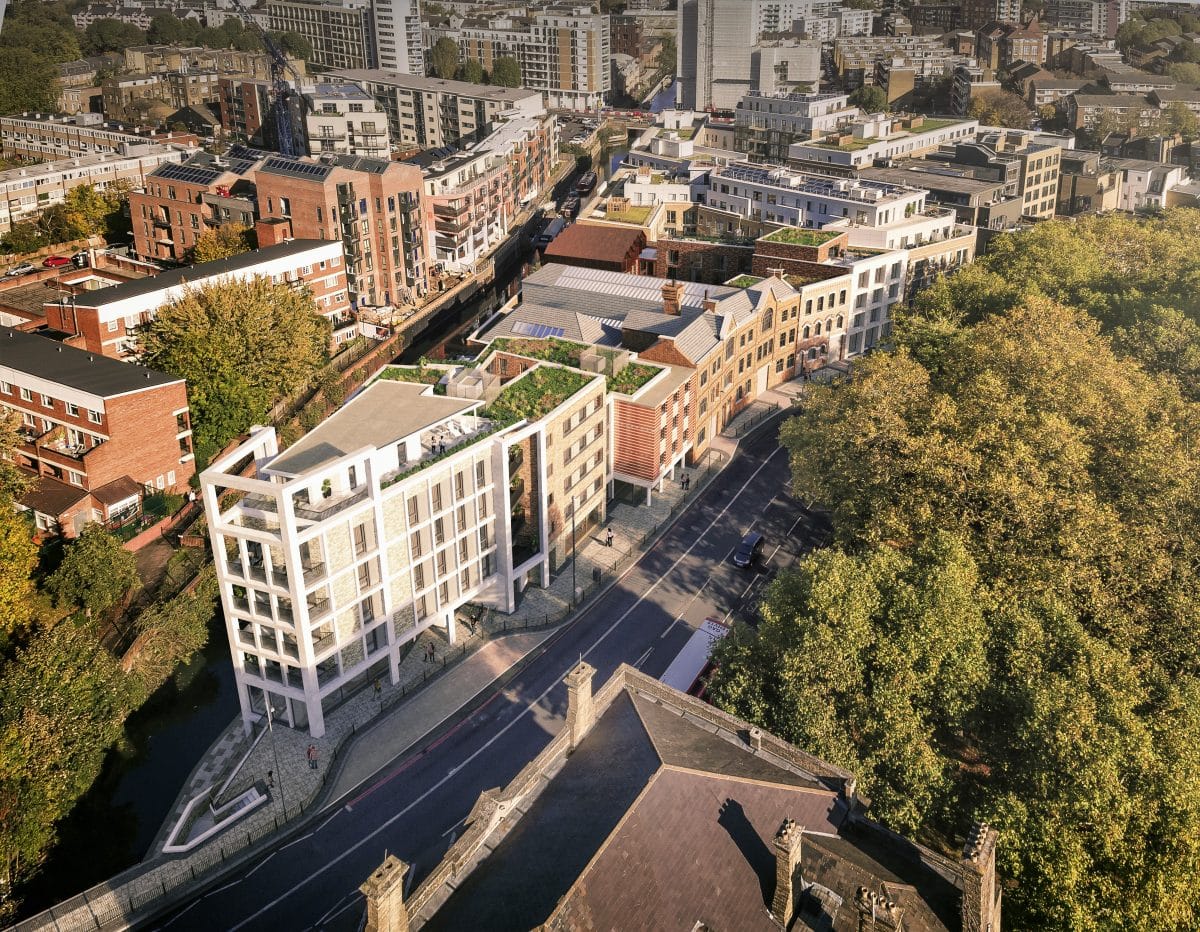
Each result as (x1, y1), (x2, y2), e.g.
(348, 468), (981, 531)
(295, 485), (370, 522)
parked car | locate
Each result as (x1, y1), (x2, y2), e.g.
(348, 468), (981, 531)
(732, 530), (764, 569)
(71, 250), (90, 268)
(42, 255), (70, 268)
(5, 262), (35, 277)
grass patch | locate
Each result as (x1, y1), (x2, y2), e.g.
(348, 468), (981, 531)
(489, 337), (585, 367)
(762, 227), (841, 246)
(658, 127), (695, 140)
(910, 117), (961, 132)
(483, 366), (593, 422)
(809, 137), (872, 150)
(377, 365), (447, 394)
(728, 274), (764, 288)
(604, 204), (653, 224)
(608, 361), (660, 395)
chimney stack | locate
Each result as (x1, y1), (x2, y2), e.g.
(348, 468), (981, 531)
(564, 660), (596, 752)
(662, 279), (684, 316)
(960, 822), (1000, 932)
(701, 287), (717, 314)
(360, 854), (410, 932)
(855, 886), (904, 931)
(770, 819), (804, 927)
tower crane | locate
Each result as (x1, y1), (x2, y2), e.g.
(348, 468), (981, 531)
(229, 0), (309, 156)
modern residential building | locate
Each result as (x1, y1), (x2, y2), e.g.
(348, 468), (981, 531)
(792, 7), (876, 40)
(0, 112), (197, 161)
(749, 41), (822, 97)
(1, 326), (193, 537)
(303, 83), (390, 159)
(254, 152), (429, 309)
(924, 130), (1063, 220)
(363, 662), (1004, 932)
(218, 77), (278, 150)
(1056, 149), (1123, 215)
(832, 35), (967, 92)
(788, 113), (980, 169)
(0, 145), (188, 236)
(44, 240), (353, 359)
(860, 161), (1023, 230)
(960, 0), (1022, 29)
(436, 7), (612, 111)
(327, 70), (544, 150)
(202, 353), (609, 736)
(1106, 156), (1187, 211)
(371, 0), (422, 75)
(677, 0), (757, 110)
(1065, 92), (1163, 132)
(120, 45), (297, 83)
(735, 93), (860, 165)
(266, 0), (376, 70)
(951, 63), (1002, 116)
(417, 113), (557, 273)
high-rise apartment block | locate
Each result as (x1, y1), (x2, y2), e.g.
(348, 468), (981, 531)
(327, 70), (544, 150)
(266, 0), (376, 70)
(372, 0), (423, 74)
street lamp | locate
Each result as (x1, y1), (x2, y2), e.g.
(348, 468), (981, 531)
(571, 492), (578, 608)
(266, 698), (286, 817)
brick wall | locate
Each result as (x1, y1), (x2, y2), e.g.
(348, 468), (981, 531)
(87, 381), (194, 492)
(652, 239), (755, 285)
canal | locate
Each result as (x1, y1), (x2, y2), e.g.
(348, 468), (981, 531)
(16, 123), (641, 921)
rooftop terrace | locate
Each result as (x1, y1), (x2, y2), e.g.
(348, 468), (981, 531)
(761, 228), (842, 246)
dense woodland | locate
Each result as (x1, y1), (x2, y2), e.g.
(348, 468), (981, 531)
(710, 210), (1200, 930)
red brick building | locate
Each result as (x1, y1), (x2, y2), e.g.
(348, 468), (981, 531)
(542, 223), (648, 274)
(1, 327), (193, 537)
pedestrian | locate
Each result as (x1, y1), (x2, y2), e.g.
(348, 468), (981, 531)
(606, 527), (614, 548)
(306, 744), (318, 770)
(374, 677), (382, 699)
(267, 770), (274, 788)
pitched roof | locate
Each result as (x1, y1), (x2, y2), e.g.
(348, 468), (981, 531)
(0, 327), (182, 398)
(542, 223), (645, 264)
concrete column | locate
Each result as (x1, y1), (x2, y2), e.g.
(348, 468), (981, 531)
(445, 608), (457, 645)
(361, 854), (410, 932)
(771, 819), (803, 927)
(644, 485), (652, 506)
(564, 660), (596, 752)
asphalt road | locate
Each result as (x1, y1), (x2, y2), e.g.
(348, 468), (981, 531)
(151, 423), (826, 932)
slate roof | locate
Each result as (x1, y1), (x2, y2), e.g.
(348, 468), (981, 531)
(424, 683), (965, 932)
(20, 474), (90, 517)
(0, 327), (182, 397)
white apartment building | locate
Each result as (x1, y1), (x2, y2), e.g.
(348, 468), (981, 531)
(677, 0), (760, 110)
(751, 41), (822, 96)
(202, 359), (607, 736)
(734, 91), (859, 162)
(793, 8), (875, 40)
(707, 162), (928, 230)
(328, 69), (544, 150)
(788, 114), (980, 168)
(0, 146), (187, 235)
(0, 112), (193, 160)
(303, 82), (389, 159)
(372, 0), (423, 75)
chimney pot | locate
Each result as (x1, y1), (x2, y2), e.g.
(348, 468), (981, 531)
(564, 660), (596, 752)
(770, 819), (804, 927)
(360, 854), (410, 932)
(748, 726), (763, 752)
(661, 279), (684, 316)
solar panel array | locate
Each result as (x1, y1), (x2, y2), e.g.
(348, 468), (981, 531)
(260, 156), (332, 180)
(511, 321), (566, 339)
(153, 162), (222, 185)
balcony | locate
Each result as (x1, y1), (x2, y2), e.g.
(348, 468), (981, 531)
(294, 485), (370, 522)
(307, 595), (332, 621)
(226, 559), (288, 589)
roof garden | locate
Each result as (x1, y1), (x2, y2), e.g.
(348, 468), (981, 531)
(762, 228), (842, 246)
(728, 274), (763, 288)
(604, 204), (653, 224)
(658, 127), (695, 140)
(376, 364), (447, 394)
(809, 137), (873, 150)
(488, 337), (662, 395)
(482, 365), (594, 422)
(909, 117), (961, 132)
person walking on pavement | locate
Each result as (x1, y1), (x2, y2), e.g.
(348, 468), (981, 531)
(267, 770), (274, 788)
(606, 527), (614, 548)
(306, 744), (318, 770)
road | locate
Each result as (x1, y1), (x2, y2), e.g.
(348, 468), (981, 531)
(152, 423), (826, 931)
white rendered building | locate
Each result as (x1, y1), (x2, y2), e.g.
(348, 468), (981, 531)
(372, 0), (423, 75)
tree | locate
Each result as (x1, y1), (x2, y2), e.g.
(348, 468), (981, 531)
(59, 183), (129, 240)
(147, 11), (187, 44)
(1168, 61), (1200, 84)
(0, 622), (140, 901)
(81, 18), (147, 54)
(138, 278), (329, 463)
(657, 35), (677, 75)
(273, 30), (313, 61)
(0, 22), (80, 63)
(185, 224), (255, 264)
(1164, 99), (1199, 137)
(848, 85), (888, 113)
(715, 294), (1200, 929)
(457, 59), (484, 84)
(0, 49), (58, 115)
(0, 221), (46, 256)
(967, 88), (1032, 128)
(0, 411), (36, 644)
(491, 56), (522, 88)
(431, 37), (459, 80)
(47, 525), (140, 620)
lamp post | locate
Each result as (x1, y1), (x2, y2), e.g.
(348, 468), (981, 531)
(266, 698), (286, 817)
(571, 493), (578, 607)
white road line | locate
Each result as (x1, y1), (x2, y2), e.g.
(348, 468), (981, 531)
(225, 446), (785, 931)
(634, 647), (653, 668)
(659, 579), (711, 640)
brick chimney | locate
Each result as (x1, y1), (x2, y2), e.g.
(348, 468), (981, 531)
(360, 854), (410, 932)
(255, 217), (292, 247)
(855, 886), (905, 931)
(701, 287), (717, 314)
(961, 822), (1001, 932)
(564, 660), (596, 752)
(771, 818), (804, 927)
(662, 279), (684, 316)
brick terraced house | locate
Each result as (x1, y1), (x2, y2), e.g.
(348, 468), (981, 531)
(1, 327), (193, 537)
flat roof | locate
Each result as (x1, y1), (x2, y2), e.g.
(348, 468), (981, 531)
(267, 380), (480, 476)
(74, 240), (338, 308)
(327, 69), (542, 104)
(0, 326), (182, 397)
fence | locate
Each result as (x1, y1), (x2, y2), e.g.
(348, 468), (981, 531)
(721, 402), (782, 439)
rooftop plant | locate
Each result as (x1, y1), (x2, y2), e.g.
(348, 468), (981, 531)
(607, 361), (661, 395)
(483, 366), (593, 422)
(762, 228), (841, 246)
(728, 275), (764, 288)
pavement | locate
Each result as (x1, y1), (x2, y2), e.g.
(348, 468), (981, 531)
(147, 397), (824, 931)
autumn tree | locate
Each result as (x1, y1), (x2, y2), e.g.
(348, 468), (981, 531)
(431, 37), (459, 80)
(185, 224), (256, 264)
(490, 56), (522, 88)
(966, 88), (1032, 128)
(712, 294), (1200, 929)
(0, 410), (36, 644)
(47, 525), (140, 620)
(1164, 99), (1198, 137)
(138, 278), (329, 463)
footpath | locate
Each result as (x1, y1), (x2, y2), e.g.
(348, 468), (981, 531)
(9, 380), (805, 932)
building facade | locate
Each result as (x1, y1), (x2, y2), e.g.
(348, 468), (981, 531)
(266, 0), (376, 70)
(303, 83), (390, 159)
(371, 0), (423, 75)
(0, 113), (197, 161)
(2, 327), (193, 537)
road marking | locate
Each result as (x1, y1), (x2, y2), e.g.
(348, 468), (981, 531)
(634, 647), (653, 668)
(659, 579), (711, 640)
(224, 446), (786, 931)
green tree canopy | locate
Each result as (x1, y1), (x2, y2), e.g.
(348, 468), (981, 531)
(138, 278), (329, 464)
(490, 56), (522, 88)
(1168, 61), (1200, 83)
(848, 84), (888, 113)
(185, 224), (255, 264)
(457, 59), (484, 84)
(147, 11), (188, 44)
(273, 30), (313, 60)
(431, 37), (459, 79)
(0, 411), (36, 645)
(0, 49), (59, 115)
(713, 293), (1200, 929)
(81, 18), (147, 54)
(966, 88), (1032, 128)
(47, 525), (140, 620)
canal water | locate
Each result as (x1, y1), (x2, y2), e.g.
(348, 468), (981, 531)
(16, 612), (239, 916)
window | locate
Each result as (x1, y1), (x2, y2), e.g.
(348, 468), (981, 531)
(408, 495), (419, 523)
(19, 388), (32, 402)
(434, 517), (445, 545)
(432, 484), (443, 511)
(414, 564), (425, 590)
(40, 394), (52, 408)
(475, 461), (485, 485)
(87, 409), (102, 424)
(0, 381), (8, 394)
(436, 550), (447, 575)
(410, 530), (423, 557)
